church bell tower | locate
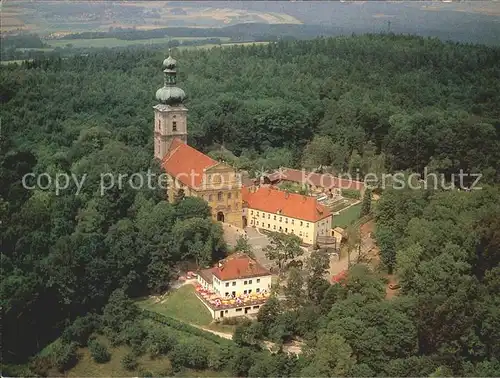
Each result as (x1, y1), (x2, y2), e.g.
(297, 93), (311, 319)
(154, 51), (188, 160)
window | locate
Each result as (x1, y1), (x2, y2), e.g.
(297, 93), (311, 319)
(217, 192), (223, 201)
(285, 218), (288, 224)
(225, 292), (229, 297)
(268, 224), (270, 228)
(299, 231), (303, 236)
(228, 192), (232, 199)
(248, 289), (252, 294)
(306, 222), (309, 228)
(257, 279), (260, 283)
(256, 221), (259, 226)
(209, 194), (213, 201)
(300, 221), (303, 226)
(262, 213), (265, 218)
(249, 280), (252, 284)
(225, 282), (229, 287)
(291, 219), (294, 225)
(244, 280), (247, 285)
(257, 212), (259, 216)
(274, 215), (276, 220)
(235, 203), (239, 210)
(172, 121), (177, 131)
(225, 310), (228, 313)
(251, 210), (253, 215)
(244, 290), (247, 295)
(232, 281), (236, 286)
(256, 288), (260, 293)
(253, 305), (260, 309)
(251, 220), (254, 225)
(268, 214), (270, 219)
(285, 228), (288, 233)
(236, 308), (242, 312)
(273, 225), (276, 230)
(279, 217), (282, 222)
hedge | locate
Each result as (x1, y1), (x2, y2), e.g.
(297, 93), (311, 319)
(141, 310), (233, 346)
(341, 188), (362, 199)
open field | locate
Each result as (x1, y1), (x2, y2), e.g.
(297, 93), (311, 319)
(1, 1), (301, 35)
(67, 335), (172, 377)
(47, 36), (231, 49)
(136, 285), (212, 326)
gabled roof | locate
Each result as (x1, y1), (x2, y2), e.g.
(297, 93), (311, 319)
(211, 253), (271, 281)
(242, 186), (331, 223)
(162, 138), (217, 189)
(268, 168), (364, 191)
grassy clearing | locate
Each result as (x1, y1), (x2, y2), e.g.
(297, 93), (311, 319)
(136, 285), (212, 326)
(46, 36), (230, 49)
(68, 335), (172, 377)
(333, 203), (363, 228)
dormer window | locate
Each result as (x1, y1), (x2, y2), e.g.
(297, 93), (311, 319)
(172, 121), (177, 131)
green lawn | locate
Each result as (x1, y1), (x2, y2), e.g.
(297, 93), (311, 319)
(136, 285), (212, 326)
(68, 335), (172, 377)
(46, 36), (230, 49)
(333, 203), (362, 228)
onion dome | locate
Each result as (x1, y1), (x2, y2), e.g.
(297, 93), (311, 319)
(156, 50), (186, 105)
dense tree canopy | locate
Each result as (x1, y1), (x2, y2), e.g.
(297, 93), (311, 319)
(1, 34), (499, 375)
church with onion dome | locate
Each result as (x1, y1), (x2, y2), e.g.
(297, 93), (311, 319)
(154, 51), (244, 228)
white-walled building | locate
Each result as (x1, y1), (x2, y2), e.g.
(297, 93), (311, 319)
(242, 186), (332, 245)
(196, 253), (272, 319)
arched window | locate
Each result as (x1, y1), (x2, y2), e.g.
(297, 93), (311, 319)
(217, 192), (223, 201)
(172, 121), (177, 131)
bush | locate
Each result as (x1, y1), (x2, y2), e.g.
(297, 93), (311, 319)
(119, 321), (147, 354)
(62, 313), (100, 346)
(88, 340), (111, 363)
(121, 352), (138, 371)
(147, 329), (178, 358)
(341, 189), (362, 199)
(53, 341), (79, 372)
(169, 341), (208, 370)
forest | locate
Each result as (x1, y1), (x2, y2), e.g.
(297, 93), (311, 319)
(1, 34), (499, 376)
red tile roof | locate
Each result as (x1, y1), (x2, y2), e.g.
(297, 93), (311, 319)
(268, 168), (364, 191)
(162, 138), (217, 189)
(242, 186), (331, 223)
(211, 253), (271, 281)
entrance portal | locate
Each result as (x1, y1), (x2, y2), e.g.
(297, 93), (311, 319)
(217, 211), (225, 222)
